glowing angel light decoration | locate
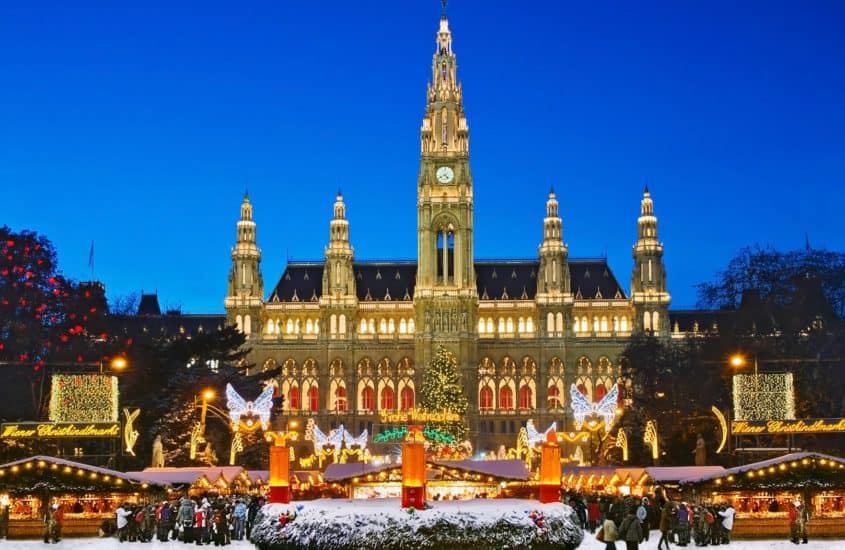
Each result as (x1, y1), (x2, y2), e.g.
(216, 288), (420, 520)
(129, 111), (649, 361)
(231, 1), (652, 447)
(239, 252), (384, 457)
(525, 420), (557, 447)
(225, 383), (274, 431)
(569, 383), (619, 429)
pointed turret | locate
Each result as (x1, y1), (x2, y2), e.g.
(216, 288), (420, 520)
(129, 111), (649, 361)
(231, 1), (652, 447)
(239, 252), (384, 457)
(225, 192), (264, 336)
(322, 192), (356, 298)
(537, 189), (570, 295)
(631, 186), (670, 336)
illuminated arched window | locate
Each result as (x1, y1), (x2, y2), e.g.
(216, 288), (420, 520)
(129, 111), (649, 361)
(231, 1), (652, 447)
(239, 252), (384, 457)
(526, 317), (534, 332)
(479, 385), (494, 410)
(408, 319), (415, 333)
(517, 318), (525, 333)
(400, 386), (414, 411)
(339, 314), (346, 335)
(486, 318), (493, 333)
(620, 316), (628, 332)
(478, 318), (485, 333)
(379, 319), (387, 333)
(288, 385), (300, 410)
(556, 312), (564, 333)
(600, 316), (608, 332)
(644, 311), (652, 331)
(506, 318), (514, 333)
(498, 318), (505, 333)
(308, 385), (319, 412)
(361, 386), (374, 411)
(652, 311), (660, 332)
(547, 386), (561, 409)
(547, 312), (555, 334)
(401, 319), (409, 334)
(499, 386), (514, 410)
(381, 386), (395, 410)
(334, 386), (347, 412)
(359, 319), (367, 333)
(518, 385), (533, 410)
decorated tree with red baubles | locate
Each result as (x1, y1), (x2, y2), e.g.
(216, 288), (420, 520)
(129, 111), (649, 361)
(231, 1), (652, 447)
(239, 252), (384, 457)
(0, 226), (123, 418)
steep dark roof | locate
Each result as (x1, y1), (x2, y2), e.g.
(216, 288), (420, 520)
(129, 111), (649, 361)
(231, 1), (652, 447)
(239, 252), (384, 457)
(570, 260), (627, 300)
(270, 259), (627, 303)
(137, 294), (162, 316)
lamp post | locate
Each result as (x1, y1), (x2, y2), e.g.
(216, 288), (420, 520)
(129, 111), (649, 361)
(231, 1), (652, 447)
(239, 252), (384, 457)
(730, 353), (760, 387)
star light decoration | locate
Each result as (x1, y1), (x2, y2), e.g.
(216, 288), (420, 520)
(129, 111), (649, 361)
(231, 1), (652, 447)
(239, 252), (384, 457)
(732, 373), (795, 421)
(569, 383), (619, 430)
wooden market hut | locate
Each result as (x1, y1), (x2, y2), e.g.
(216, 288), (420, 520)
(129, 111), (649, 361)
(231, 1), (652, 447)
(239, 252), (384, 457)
(560, 465), (725, 497)
(127, 466), (255, 497)
(325, 459), (530, 500)
(0, 455), (165, 538)
(680, 452), (845, 538)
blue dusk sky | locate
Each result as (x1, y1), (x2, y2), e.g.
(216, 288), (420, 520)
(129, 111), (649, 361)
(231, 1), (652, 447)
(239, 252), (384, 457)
(2, 1), (844, 314)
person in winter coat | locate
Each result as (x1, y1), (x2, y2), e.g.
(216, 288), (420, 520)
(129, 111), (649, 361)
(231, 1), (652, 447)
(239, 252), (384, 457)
(619, 510), (644, 550)
(115, 503), (133, 542)
(677, 502), (690, 546)
(636, 497), (650, 542)
(602, 515), (619, 550)
(658, 502), (675, 550)
(717, 502), (735, 543)
(177, 498), (196, 543)
(789, 500), (809, 544)
(588, 498), (601, 533)
(157, 501), (173, 542)
(232, 499), (247, 540)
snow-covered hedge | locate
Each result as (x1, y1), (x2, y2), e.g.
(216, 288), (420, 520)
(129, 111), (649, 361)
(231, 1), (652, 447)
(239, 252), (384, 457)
(251, 498), (583, 550)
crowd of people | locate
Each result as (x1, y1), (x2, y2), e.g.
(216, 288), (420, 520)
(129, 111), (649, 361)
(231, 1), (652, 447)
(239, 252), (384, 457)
(107, 495), (265, 545)
(567, 492), (737, 550)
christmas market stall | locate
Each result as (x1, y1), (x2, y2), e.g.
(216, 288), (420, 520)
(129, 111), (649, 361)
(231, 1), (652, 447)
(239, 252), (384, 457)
(325, 459), (529, 500)
(0, 455), (165, 539)
(680, 452), (845, 538)
(128, 466), (255, 497)
(559, 466), (725, 497)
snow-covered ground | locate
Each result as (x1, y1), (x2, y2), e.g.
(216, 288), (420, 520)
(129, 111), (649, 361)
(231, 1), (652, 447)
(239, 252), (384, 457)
(1, 536), (841, 549)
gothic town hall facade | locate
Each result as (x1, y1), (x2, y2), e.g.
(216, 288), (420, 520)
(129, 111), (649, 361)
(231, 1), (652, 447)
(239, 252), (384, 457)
(224, 13), (671, 454)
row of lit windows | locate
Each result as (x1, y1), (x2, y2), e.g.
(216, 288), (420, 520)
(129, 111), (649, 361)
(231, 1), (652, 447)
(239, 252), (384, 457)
(572, 316), (630, 334)
(265, 318), (321, 335)
(282, 383), (416, 413)
(477, 317), (534, 334)
(358, 317), (416, 335)
(478, 380), (620, 411)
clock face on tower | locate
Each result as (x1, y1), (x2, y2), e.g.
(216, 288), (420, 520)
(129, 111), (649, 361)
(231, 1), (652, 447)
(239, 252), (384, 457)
(436, 166), (455, 184)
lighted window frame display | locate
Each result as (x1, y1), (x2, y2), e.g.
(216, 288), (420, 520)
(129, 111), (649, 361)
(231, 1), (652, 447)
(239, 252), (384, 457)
(732, 373), (795, 421)
(49, 375), (119, 423)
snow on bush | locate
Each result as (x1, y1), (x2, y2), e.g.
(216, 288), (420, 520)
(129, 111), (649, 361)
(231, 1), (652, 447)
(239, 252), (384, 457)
(250, 498), (584, 550)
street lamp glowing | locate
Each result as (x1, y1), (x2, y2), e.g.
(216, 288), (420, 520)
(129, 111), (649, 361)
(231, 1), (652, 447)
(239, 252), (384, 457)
(203, 390), (215, 400)
(111, 357), (128, 370)
(730, 354), (746, 368)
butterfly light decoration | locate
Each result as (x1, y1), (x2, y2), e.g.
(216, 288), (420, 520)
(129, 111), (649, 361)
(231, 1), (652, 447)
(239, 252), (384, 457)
(341, 426), (369, 450)
(525, 420), (557, 447)
(305, 419), (345, 454)
(225, 383), (274, 431)
(569, 383), (619, 429)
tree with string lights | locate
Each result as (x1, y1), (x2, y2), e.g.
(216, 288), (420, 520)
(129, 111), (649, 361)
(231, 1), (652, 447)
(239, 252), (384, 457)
(419, 345), (468, 445)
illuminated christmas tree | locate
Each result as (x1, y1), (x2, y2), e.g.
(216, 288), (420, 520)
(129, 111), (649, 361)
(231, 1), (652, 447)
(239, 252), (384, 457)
(419, 345), (468, 443)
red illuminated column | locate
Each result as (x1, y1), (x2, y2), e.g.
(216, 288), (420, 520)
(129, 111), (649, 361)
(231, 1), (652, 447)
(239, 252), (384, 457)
(539, 430), (561, 503)
(268, 442), (290, 503)
(401, 426), (426, 509)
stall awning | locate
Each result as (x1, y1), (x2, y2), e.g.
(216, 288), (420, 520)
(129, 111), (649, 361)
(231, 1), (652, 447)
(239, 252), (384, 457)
(681, 452), (845, 489)
(127, 466), (248, 487)
(0, 455), (164, 493)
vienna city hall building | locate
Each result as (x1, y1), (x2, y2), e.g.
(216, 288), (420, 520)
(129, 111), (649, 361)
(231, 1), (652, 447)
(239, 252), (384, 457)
(223, 12), (672, 454)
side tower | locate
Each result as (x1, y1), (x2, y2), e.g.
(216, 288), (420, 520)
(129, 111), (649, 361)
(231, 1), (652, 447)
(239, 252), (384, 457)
(320, 192), (357, 338)
(630, 186), (670, 337)
(536, 189), (573, 336)
(225, 192), (264, 336)
(414, 10), (478, 369)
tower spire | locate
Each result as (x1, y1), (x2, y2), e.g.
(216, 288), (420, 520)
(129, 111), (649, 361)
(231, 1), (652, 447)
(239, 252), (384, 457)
(441, 0), (448, 19)
(225, 192), (264, 336)
(631, 187), (670, 336)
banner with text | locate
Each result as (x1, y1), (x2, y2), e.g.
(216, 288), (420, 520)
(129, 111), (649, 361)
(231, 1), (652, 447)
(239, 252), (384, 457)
(1, 422), (120, 439)
(731, 418), (845, 435)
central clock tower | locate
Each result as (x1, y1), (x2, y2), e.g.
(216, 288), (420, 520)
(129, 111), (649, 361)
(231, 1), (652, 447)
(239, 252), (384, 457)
(415, 11), (477, 384)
